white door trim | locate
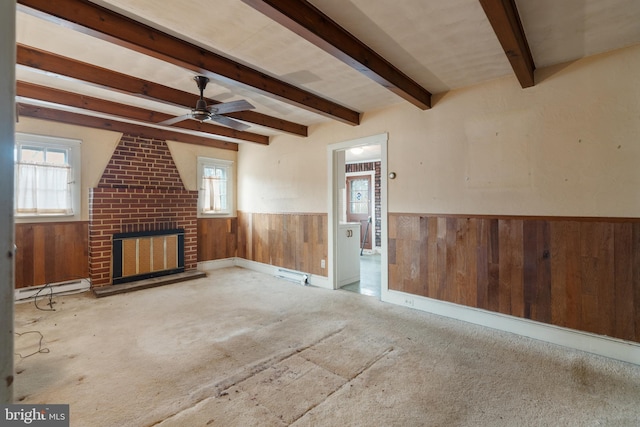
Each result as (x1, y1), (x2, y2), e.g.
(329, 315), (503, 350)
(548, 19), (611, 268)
(327, 133), (388, 291)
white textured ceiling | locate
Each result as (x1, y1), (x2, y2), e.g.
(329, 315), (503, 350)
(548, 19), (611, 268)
(15, 0), (640, 139)
(515, 0), (640, 67)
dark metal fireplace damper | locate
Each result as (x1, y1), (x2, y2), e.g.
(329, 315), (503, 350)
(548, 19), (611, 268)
(112, 228), (185, 285)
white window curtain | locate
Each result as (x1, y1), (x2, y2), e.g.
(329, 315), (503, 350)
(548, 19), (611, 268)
(16, 162), (72, 215)
(198, 158), (232, 216)
(202, 175), (224, 213)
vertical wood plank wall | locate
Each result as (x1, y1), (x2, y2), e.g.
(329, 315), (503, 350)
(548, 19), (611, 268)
(237, 211), (328, 276)
(388, 213), (640, 343)
(14, 213), (325, 287)
(197, 217), (238, 262)
(15, 222), (89, 288)
(16, 213), (637, 345)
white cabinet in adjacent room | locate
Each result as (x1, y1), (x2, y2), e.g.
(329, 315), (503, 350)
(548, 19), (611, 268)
(337, 222), (360, 287)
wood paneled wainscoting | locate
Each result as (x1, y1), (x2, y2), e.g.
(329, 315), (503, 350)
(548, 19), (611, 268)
(197, 217), (238, 262)
(237, 211), (328, 276)
(15, 221), (89, 289)
(388, 214), (640, 343)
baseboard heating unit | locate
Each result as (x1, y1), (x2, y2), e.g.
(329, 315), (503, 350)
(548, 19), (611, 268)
(277, 268), (309, 286)
(15, 279), (91, 302)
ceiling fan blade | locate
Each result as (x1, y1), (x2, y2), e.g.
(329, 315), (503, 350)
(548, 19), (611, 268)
(208, 114), (251, 131)
(157, 114), (192, 126)
(208, 99), (255, 115)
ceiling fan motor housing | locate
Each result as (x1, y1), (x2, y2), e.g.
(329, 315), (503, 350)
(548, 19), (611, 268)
(193, 98), (210, 121)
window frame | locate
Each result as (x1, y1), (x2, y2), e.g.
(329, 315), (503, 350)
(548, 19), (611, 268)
(197, 156), (234, 217)
(14, 133), (82, 221)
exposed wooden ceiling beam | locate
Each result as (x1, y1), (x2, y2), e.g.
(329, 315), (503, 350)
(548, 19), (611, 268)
(17, 0), (361, 126)
(242, 0), (431, 109)
(16, 81), (269, 145)
(17, 104), (238, 151)
(16, 44), (307, 137)
(479, 0), (535, 88)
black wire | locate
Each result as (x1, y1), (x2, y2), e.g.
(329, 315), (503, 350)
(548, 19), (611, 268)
(15, 276), (93, 359)
(33, 282), (56, 311)
(25, 275), (93, 311)
(14, 331), (50, 358)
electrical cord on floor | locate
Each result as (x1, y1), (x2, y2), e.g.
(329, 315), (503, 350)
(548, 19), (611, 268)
(24, 275), (93, 311)
(33, 282), (56, 311)
(14, 331), (50, 359)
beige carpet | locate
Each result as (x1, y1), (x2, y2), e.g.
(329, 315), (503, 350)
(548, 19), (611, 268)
(13, 267), (640, 426)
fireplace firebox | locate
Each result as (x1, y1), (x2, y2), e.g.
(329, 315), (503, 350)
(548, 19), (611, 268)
(112, 228), (185, 285)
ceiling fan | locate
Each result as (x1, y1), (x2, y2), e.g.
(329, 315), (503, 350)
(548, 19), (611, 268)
(157, 76), (255, 131)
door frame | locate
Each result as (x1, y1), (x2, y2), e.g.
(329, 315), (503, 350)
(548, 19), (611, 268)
(327, 133), (388, 292)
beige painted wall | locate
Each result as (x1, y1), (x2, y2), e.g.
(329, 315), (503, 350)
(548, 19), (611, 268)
(238, 137), (330, 213)
(166, 140), (236, 192)
(166, 140), (237, 215)
(15, 119), (236, 221)
(239, 43), (640, 218)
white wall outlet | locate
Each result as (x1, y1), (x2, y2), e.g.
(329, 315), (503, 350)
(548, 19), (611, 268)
(321, 259), (326, 269)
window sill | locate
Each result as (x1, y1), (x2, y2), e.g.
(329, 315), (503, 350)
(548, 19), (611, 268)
(197, 212), (234, 219)
(15, 214), (81, 223)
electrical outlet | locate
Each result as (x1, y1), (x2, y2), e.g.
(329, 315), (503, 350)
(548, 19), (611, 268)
(404, 297), (414, 307)
(321, 259), (326, 269)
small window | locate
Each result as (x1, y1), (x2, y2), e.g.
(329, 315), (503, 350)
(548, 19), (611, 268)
(197, 157), (233, 216)
(14, 133), (81, 219)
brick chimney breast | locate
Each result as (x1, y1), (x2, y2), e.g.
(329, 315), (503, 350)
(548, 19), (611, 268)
(89, 135), (198, 287)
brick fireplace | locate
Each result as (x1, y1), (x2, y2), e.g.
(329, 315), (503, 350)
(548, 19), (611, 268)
(89, 135), (198, 287)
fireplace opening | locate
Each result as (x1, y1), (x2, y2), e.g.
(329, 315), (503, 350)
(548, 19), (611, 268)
(112, 228), (185, 285)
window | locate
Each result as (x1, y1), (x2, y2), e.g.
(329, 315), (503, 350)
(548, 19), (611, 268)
(348, 177), (370, 214)
(197, 157), (233, 216)
(14, 133), (81, 219)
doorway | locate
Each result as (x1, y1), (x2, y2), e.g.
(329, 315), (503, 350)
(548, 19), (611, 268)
(346, 174), (373, 251)
(327, 133), (388, 299)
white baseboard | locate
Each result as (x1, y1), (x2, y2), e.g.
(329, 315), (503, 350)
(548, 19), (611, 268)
(197, 258), (640, 365)
(232, 257), (274, 275)
(198, 258), (236, 271)
(382, 288), (640, 366)
(198, 258), (330, 289)
(15, 278), (91, 303)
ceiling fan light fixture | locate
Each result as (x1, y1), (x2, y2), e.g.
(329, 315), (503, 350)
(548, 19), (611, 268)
(192, 109), (210, 121)
(193, 94), (211, 121)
